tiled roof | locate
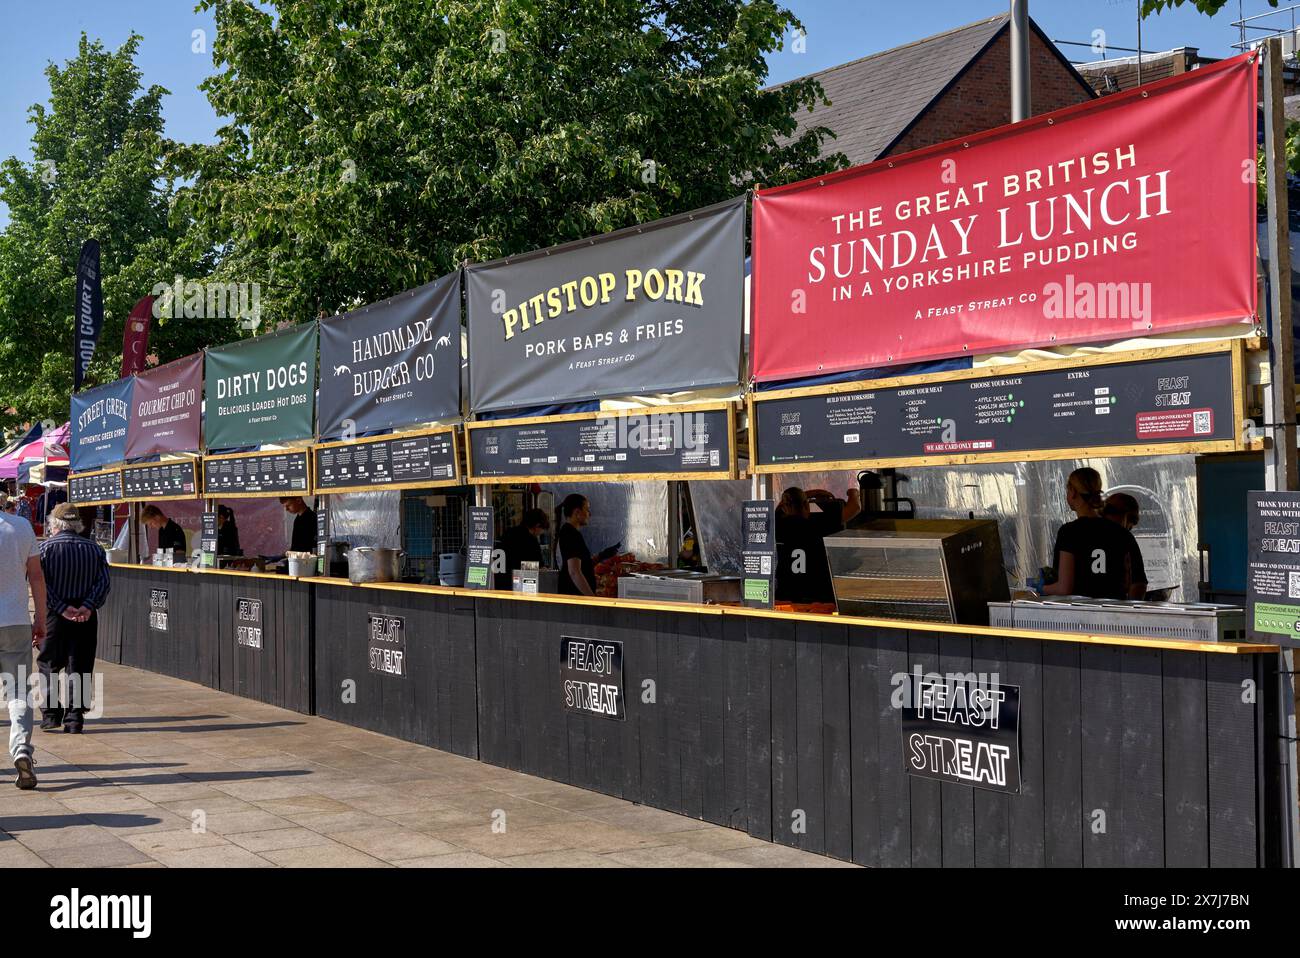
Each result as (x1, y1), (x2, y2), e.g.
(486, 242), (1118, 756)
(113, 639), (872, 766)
(776, 14), (1010, 166)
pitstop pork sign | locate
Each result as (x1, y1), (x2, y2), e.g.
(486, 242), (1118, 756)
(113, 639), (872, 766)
(751, 54), (1258, 382)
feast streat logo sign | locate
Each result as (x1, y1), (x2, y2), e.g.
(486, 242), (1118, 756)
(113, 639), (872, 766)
(367, 613), (406, 677)
(559, 636), (624, 721)
(148, 589), (168, 632)
(900, 675), (1021, 794)
(50, 889), (151, 938)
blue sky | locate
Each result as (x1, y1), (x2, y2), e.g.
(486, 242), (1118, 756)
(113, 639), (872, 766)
(0, 0), (1286, 225)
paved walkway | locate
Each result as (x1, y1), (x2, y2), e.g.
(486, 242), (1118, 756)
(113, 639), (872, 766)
(0, 661), (852, 868)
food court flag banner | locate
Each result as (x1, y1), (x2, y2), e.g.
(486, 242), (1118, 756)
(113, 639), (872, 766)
(125, 352), (203, 458)
(466, 196), (745, 412)
(318, 271), (461, 439)
(73, 239), (104, 391)
(203, 322), (318, 449)
(69, 376), (132, 471)
(750, 54), (1258, 382)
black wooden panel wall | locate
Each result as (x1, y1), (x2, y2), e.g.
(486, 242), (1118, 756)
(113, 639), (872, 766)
(312, 585), (477, 758)
(474, 597), (749, 829)
(105, 568), (218, 689)
(745, 617), (1267, 868)
(214, 574), (314, 714)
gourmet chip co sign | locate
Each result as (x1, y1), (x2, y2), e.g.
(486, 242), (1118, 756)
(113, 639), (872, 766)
(751, 54), (1258, 382)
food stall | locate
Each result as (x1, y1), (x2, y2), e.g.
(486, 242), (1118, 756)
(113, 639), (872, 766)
(82, 51), (1295, 867)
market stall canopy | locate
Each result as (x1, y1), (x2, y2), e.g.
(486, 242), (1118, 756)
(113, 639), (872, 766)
(125, 352), (203, 458)
(466, 196), (746, 412)
(70, 378), (132, 471)
(0, 424), (70, 479)
(318, 271), (461, 439)
(204, 323), (317, 449)
(750, 53), (1258, 383)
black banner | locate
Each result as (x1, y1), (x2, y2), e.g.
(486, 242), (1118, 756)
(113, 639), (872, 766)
(236, 596), (263, 649)
(465, 506), (493, 590)
(318, 272), (461, 439)
(148, 588), (169, 632)
(73, 239), (104, 391)
(69, 470), (123, 505)
(204, 451), (310, 497)
(466, 197), (745, 412)
(313, 430), (457, 492)
(367, 613), (407, 677)
(121, 460), (199, 500)
(468, 406), (733, 480)
(559, 635), (624, 721)
(901, 674), (1021, 794)
(740, 500), (776, 609)
(1246, 491), (1300, 649)
(755, 349), (1238, 468)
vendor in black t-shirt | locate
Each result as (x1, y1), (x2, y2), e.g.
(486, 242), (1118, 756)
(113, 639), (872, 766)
(279, 496), (318, 554)
(495, 508), (550, 590)
(774, 487), (844, 604)
(556, 494), (596, 596)
(141, 505), (187, 554)
(1103, 492), (1148, 600)
(1043, 468), (1139, 601)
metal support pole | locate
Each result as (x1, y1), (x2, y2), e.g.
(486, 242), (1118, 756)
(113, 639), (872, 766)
(1262, 36), (1300, 869)
(1010, 0), (1031, 122)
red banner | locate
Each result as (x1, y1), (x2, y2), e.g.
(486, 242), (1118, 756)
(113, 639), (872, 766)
(124, 352), (203, 459)
(120, 295), (153, 377)
(751, 54), (1258, 382)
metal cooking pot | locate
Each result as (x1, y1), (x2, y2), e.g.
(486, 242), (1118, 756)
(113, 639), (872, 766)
(347, 547), (404, 584)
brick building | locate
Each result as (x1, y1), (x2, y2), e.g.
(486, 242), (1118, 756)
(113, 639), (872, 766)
(778, 12), (1096, 168)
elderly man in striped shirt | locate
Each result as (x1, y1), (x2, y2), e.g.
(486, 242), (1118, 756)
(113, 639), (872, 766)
(38, 504), (110, 734)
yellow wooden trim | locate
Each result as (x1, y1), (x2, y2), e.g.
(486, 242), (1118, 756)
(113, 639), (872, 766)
(108, 568), (1279, 654)
(311, 425), (463, 495)
(109, 563), (193, 574)
(464, 400), (738, 484)
(751, 439), (1246, 474)
(744, 393), (756, 474)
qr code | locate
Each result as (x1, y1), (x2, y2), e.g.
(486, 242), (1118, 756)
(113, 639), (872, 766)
(1289, 571), (1300, 599)
(1193, 410), (1211, 435)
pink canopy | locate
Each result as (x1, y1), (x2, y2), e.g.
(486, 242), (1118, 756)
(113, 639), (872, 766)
(0, 423), (70, 480)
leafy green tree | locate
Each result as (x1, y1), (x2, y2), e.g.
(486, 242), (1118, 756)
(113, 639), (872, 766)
(176, 0), (843, 328)
(0, 33), (219, 427)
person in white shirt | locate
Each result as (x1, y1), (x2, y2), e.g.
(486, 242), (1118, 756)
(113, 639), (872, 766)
(0, 510), (46, 788)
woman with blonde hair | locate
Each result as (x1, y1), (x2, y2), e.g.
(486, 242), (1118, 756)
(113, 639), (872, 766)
(1043, 467), (1139, 599)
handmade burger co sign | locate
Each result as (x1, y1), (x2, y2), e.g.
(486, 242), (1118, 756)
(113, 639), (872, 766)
(318, 272), (461, 439)
(466, 197), (745, 411)
(204, 323), (318, 449)
(750, 55), (1257, 382)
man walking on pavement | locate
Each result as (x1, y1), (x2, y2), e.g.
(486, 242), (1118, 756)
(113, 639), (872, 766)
(0, 493), (46, 788)
(38, 504), (110, 735)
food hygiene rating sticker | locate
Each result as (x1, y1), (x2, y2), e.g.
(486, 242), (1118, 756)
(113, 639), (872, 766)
(1252, 602), (1300, 636)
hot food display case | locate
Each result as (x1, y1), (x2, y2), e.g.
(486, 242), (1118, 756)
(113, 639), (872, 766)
(823, 519), (1009, 625)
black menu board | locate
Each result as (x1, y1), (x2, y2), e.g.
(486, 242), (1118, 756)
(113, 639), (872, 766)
(741, 500), (776, 609)
(465, 506), (494, 590)
(68, 469), (123, 505)
(1246, 491), (1300, 650)
(468, 405), (734, 481)
(754, 348), (1239, 470)
(204, 450), (311, 497)
(200, 512), (218, 568)
(121, 460), (199, 500)
(314, 429), (458, 493)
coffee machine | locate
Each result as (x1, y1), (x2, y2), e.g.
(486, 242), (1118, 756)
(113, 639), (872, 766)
(848, 468), (916, 527)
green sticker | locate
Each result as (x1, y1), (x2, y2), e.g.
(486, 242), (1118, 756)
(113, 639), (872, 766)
(467, 567), (488, 586)
(743, 578), (769, 602)
(1253, 601), (1300, 636)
